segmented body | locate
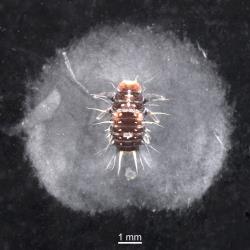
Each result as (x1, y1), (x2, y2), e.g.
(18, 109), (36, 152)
(62, 51), (168, 175)
(111, 90), (145, 152)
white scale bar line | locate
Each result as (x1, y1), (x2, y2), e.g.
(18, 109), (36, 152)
(118, 241), (142, 245)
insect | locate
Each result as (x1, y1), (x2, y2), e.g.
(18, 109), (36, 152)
(62, 52), (169, 176)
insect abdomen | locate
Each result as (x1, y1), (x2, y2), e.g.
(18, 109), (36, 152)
(111, 92), (145, 152)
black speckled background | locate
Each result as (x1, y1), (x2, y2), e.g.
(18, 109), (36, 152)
(1, 1), (250, 249)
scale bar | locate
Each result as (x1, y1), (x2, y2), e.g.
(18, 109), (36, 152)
(118, 242), (142, 245)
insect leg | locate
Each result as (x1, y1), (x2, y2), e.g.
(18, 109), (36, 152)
(87, 107), (112, 120)
(90, 92), (114, 105)
(144, 108), (170, 124)
(144, 109), (160, 123)
(91, 91), (114, 105)
(62, 52), (89, 95)
(92, 96), (112, 105)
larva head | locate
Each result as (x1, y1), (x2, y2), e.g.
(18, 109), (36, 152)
(117, 80), (142, 93)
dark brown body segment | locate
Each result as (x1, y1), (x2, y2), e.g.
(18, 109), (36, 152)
(111, 91), (145, 151)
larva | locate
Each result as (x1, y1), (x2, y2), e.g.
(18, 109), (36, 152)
(63, 52), (169, 176)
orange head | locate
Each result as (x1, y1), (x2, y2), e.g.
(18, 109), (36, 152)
(117, 80), (142, 93)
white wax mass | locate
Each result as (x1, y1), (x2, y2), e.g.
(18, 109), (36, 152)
(22, 89), (61, 128)
(24, 24), (232, 213)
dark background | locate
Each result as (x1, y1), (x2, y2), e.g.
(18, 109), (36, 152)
(1, 0), (250, 249)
